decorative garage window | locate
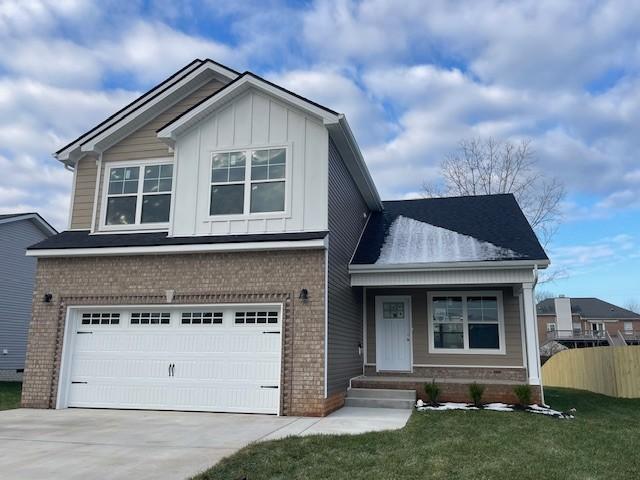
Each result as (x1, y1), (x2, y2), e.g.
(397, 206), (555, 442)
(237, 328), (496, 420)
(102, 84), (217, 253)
(104, 160), (173, 227)
(234, 311), (279, 325)
(130, 312), (171, 325)
(181, 312), (223, 325)
(81, 312), (120, 325)
(428, 291), (505, 354)
(210, 147), (287, 216)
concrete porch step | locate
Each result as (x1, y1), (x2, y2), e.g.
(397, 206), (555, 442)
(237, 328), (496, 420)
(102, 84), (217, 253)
(344, 388), (416, 410)
(347, 388), (417, 400)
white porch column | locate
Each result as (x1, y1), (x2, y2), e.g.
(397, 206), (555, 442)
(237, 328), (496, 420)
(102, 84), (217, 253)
(522, 282), (541, 386)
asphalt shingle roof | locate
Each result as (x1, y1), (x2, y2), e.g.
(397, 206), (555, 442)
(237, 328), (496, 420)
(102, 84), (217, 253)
(27, 230), (327, 250)
(537, 297), (640, 320)
(351, 193), (548, 265)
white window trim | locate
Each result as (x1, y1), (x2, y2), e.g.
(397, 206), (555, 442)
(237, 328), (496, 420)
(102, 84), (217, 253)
(546, 322), (557, 332)
(207, 144), (292, 221)
(427, 291), (506, 355)
(100, 157), (175, 231)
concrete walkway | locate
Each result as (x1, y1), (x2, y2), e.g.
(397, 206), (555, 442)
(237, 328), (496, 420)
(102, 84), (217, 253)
(0, 407), (411, 480)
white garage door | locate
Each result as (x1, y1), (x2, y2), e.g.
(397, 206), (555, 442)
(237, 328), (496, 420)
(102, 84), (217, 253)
(60, 305), (282, 414)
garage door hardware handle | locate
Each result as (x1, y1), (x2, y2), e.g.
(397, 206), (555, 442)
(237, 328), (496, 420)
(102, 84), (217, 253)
(76, 331), (93, 334)
(71, 381), (88, 384)
(260, 385), (279, 389)
(262, 331), (280, 334)
(168, 363), (175, 377)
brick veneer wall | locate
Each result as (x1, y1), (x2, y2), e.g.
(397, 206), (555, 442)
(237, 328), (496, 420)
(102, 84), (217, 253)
(352, 378), (543, 405)
(364, 365), (527, 382)
(22, 249), (336, 416)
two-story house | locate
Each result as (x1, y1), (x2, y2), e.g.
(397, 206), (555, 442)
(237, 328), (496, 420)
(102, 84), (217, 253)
(0, 213), (56, 381)
(538, 296), (640, 348)
(22, 59), (549, 416)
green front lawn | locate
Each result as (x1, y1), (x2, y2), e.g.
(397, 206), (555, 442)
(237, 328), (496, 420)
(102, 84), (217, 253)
(195, 388), (640, 480)
(0, 382), (22, 410)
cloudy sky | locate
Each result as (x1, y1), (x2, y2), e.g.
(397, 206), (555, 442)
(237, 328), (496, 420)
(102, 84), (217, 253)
(1, 0), (639, 307)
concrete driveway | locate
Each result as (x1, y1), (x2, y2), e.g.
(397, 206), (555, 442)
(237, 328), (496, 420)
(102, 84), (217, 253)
(0, 407), (410, 480)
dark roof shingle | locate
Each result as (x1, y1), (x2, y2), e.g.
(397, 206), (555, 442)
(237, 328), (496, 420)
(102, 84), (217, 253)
(27, 230), (327, 250)
(351, 193), (547, 265)
(537, 297), (640, 320)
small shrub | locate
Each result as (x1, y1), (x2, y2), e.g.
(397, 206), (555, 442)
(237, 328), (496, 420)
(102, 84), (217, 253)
(514, 384), (532, 407)
(469, 382), (485, 407)
(424, 380), (440, 405)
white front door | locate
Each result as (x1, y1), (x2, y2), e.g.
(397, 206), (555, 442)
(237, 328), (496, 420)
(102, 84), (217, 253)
(375, 296), (412, 372)
(59, 305), (282, 414)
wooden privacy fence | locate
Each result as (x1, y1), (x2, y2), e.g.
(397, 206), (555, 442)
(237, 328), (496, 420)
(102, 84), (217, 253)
(542, 346), (640, 398)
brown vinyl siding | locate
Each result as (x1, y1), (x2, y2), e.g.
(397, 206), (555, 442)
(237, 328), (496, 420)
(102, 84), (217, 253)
(366, 287), (525, 367)
(326, 138), (369, 396)
(93, 79), (225, 230)
(69, 155), (98, 229)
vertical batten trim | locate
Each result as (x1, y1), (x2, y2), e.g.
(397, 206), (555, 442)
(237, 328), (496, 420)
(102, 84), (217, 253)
(90, 153), (102, 233)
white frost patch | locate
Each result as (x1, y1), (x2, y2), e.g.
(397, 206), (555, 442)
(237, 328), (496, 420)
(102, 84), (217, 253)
(527, 404), (574, 418)
(376, 216), (518, 264)
(418, 402), (478, 411)
(416, 401), (574, 418)
(484, 403), (514, 412)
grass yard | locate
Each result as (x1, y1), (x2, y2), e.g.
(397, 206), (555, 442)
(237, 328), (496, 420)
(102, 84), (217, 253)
(0, 382), (22, 410)
(194, 388), (640, 480)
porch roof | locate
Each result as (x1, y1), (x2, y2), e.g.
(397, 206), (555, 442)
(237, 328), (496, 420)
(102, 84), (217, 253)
(352, 194), (548, 267)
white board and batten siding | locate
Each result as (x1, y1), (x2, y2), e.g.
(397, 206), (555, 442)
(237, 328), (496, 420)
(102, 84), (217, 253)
(172, 89), (329, 236)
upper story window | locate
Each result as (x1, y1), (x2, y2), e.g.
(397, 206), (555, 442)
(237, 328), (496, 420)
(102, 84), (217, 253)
(104, 161), (173, 228)
(210, 147), (286, 217)
(428, 291), (505, 354)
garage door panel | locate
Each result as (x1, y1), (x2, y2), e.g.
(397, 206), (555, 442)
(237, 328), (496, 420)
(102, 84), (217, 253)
(69, 380), (280, 413)
(64, 305), (282, 414)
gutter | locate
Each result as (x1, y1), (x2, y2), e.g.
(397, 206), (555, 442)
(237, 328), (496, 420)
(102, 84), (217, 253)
(349, 259), (551, 273)
(26, 237), (328, 258)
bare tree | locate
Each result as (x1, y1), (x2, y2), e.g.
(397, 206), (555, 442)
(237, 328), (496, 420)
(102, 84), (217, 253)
(535, 289), (557, 304)
(625, 299), (640, 314)
(423, 138), (565, 248)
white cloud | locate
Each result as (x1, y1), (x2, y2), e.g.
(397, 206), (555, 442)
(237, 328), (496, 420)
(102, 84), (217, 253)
(545, 233), (639, 282)
(97, 21), (237, 85)
(267, 68), (395, 146)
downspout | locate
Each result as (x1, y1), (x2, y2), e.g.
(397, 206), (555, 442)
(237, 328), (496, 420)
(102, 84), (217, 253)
(532, 263), (545, 405)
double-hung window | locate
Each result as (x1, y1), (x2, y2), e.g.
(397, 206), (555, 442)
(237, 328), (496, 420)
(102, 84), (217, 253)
(429, 292), (504, 354)
(210, 147), (286, 216)
(105, 161), (173, 227)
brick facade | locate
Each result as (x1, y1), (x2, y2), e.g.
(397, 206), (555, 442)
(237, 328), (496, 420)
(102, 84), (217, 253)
(21, 249), (338, 416)
(364, 365), (527, 382)
(352, 378), (543, 405)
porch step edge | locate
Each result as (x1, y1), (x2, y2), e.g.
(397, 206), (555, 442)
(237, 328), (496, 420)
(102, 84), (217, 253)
(347, 388), (416, 400)
(344, 397), (415, 409)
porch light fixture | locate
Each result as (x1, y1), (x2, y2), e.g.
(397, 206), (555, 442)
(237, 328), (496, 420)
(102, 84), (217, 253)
(43, 293), (53, 303)
(299, 288), (309, 303)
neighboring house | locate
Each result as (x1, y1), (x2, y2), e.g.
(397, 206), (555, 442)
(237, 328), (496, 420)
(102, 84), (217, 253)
(0, 213), (56, 381)
(537, 296), (640, 348)
(22, 59), (549, 416)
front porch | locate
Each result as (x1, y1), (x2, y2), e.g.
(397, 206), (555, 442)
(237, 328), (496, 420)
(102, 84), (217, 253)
(350, 264), (544, 405)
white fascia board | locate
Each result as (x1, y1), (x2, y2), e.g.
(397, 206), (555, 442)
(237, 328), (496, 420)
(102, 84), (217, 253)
(326, 116), (382, 211)
(57, 61), (238, 163)
(0, 213), (57, 236)
(26, 237), (327, 258)
(157, 75), (341, 142)
(350, 267), (537, 287)
(349, 259), (550, 273)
